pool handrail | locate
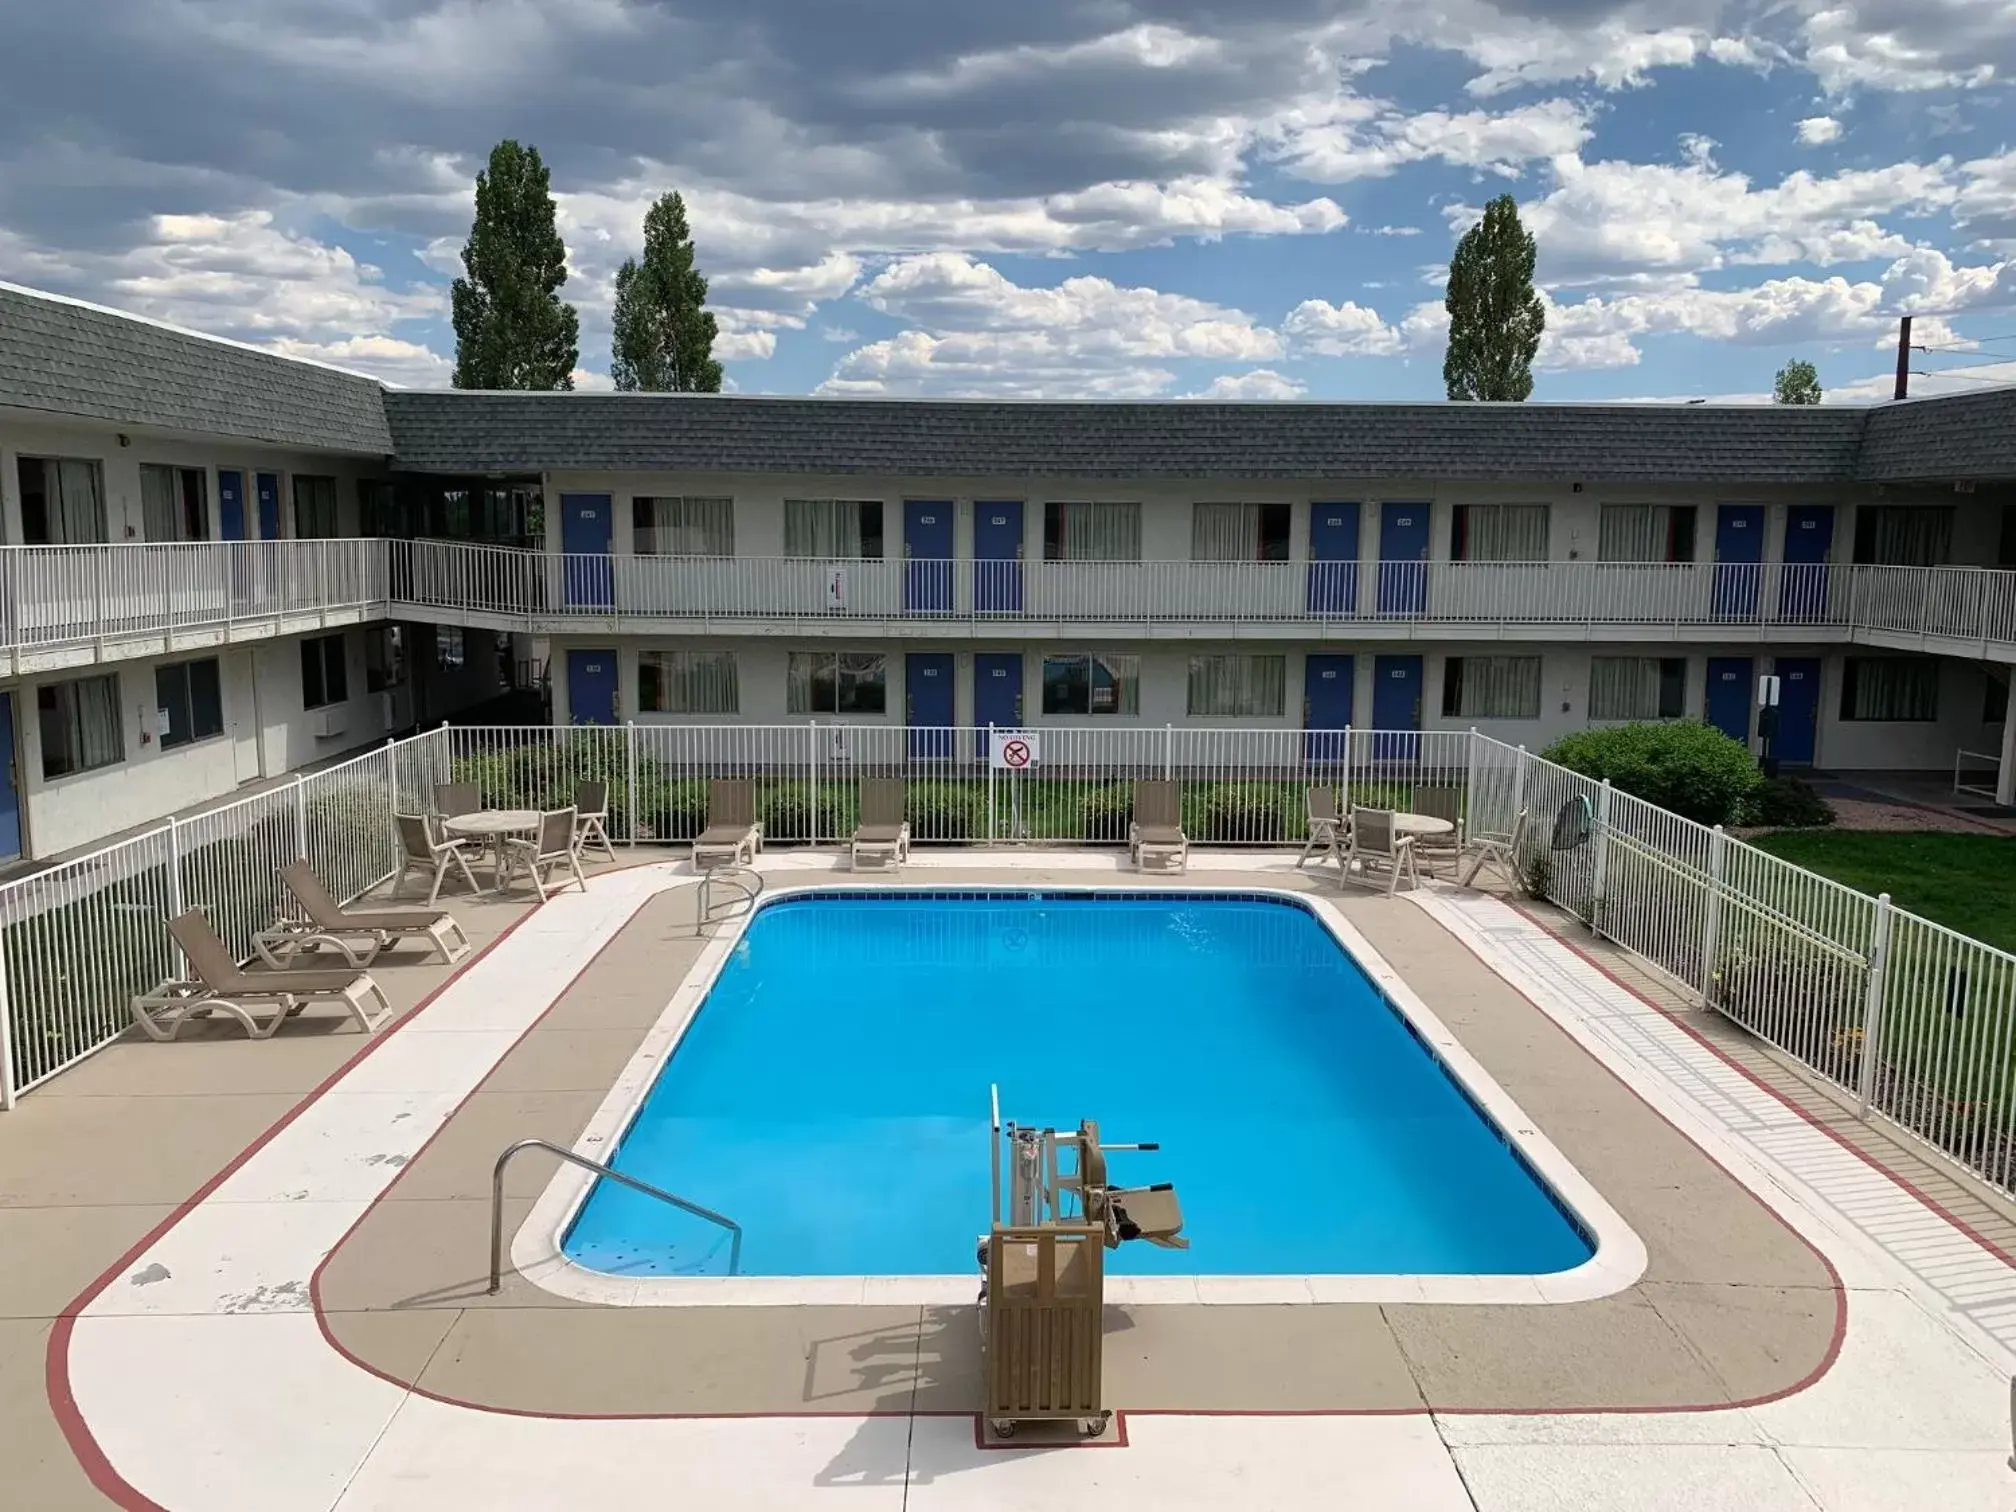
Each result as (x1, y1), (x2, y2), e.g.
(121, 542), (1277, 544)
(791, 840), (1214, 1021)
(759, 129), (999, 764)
(487, 1137), (743, 1292)
(694, 866), (764, 936)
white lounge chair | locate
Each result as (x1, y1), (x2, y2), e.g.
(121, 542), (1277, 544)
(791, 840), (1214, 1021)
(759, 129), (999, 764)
(502, 808), (589, 901)
(1338, 807), (1419, 895)
(132, 909), (393, 1041)
(693, 780), (762, 870)
(851, 779), (911, 870)
(1128, 780), (1189, 874)
(255, 859), (472, 968)
(1297, 785), (1342, 868)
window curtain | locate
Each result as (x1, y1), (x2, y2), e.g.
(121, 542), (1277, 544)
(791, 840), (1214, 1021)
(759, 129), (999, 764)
(1453, 656), (1541, 719)
(1053, 502), (1141, 561)
(1589, 657), (1661, 720)
(293, 476), (339, 537)
(1093, 656), (1140, 714)
(1598, 506), (1665, 563)
(76, 676), (123, 768)
(785, 500), (863, 558)
(53, 460), (106, 543)
(641, 498), (734, 556)
(1465, 504), (1548, 562)
(1192, 503), (1257, 561)
(643, 651), (738, 713)
(1856, 506), (1953, 567)
(139, 465), (182, 543)
(1187, 655), (1286, 717)
(1845, 659), (1938, 720)
(785, 652), (817, 713)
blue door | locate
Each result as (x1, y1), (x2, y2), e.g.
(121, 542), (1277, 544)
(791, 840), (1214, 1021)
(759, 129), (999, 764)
(566, 649), (618, 726)
(218, 470), (247, 540)
(1303, 654), (1354, 763)
(906, 652), (955, 761)
(1371, 654), (1423, 763)
(1713, 505), (1764, 618)
(1378, 502), (1430, 615)
(255, 473), (282, 540)
(0, 693), (20, 862)
(1779, 505), (1834, 621)
(560, 494), (614, 610)
(1306, 503), (1360, 616)
(974, 653), (1023, 757)
(1705, 657), (1754, 746)
(973, 501), (1024, 615)
(904, 502), (954, 615)
(1774, 658), (1821, 766)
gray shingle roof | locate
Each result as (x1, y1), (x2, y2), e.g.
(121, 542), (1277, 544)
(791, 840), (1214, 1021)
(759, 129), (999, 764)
(381, 392), (1874, 483)
(1857, 387), (2016, 481)
(0, 284), (393, 455)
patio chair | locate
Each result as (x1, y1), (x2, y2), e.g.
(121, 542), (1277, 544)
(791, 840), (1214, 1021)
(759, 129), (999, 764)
(394, 812), (483, 906)
(850, 778), (911, 871)
(1461, 807), (1530, 890)
(258, 859), (473, 968)
(574, 779), (616, 861)
(502, 807), (590, 901)
(693, 779), (762, 871)
(1297, 786), (1343, 868)
(131, 909), (393, 1041)
(1128, 780), (1189, 874)
(1338, 807), (1418, 895)
(1409, 785), (1466, 878)
(433, 781), (480, 819)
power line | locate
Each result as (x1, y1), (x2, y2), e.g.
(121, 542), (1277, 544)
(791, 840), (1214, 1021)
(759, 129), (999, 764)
(1910, 368), (2016, 384)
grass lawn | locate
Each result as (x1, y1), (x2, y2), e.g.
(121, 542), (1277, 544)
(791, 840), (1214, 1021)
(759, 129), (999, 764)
(1749, 830), (2016, 954)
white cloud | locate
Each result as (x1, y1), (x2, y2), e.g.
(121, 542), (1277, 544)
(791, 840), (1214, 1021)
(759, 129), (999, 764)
(1796, 116), (1843, 146)
(713, 329), (779, 361)
(820, 325), (858, 342)
(823, 253), (1282, 397)
(568, 366), (616, 392)
(1282, 298), (1447, 358)
(1179, 369), (1308, 401)
(1798, 2), (2001, 94)
(1270, 98), (1593, 183)
(1368, 225), (1422, 236)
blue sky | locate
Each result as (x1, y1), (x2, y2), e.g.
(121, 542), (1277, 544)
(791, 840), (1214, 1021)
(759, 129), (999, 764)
(1, 0), (2013, 402)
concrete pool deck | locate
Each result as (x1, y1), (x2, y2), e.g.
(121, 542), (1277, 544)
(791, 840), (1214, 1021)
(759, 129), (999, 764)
(5, 851), (2016, 1508)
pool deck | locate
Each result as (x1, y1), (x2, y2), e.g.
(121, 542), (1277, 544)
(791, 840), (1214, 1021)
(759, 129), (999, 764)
(5, 851), (2015, 1509)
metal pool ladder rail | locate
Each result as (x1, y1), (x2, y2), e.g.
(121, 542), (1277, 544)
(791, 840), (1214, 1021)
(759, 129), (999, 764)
(487, 1138), (743, 1293)
(694, 865), (764, 935)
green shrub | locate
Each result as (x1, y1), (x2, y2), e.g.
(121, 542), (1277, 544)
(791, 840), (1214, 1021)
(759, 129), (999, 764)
(908, 780), (980, 841)
(1736, 775), (1835, 829)
(758, 782), (818, 842)
(1076, 783), (1133, 842)
(1184, 783), (1284, 844)
(1542, 720), (1759, 827)
(637, 779), (710, 842)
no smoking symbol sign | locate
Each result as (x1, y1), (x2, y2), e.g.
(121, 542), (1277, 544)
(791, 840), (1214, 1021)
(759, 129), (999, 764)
(1001, 738), (1032, 769)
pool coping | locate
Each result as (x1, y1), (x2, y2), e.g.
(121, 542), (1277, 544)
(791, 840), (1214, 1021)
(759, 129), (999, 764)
(512, 880), (1649, 1307)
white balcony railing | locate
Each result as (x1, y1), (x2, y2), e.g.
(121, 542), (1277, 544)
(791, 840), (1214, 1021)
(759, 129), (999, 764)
(0, 539), (388, 663)
(6, 538), (2016, 661)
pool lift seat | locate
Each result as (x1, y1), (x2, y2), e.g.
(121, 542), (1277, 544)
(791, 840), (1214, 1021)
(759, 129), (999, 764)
(976, 1091), (1187, 1440)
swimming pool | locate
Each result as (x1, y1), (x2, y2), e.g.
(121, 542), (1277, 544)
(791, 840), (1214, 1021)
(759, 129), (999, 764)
(559, 888), (1600, 1284)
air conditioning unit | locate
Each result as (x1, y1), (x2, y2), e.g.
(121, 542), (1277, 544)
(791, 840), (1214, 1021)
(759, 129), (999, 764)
(311, 707), (348, 740)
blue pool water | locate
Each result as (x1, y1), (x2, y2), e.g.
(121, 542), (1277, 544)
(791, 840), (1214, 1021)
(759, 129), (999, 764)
(563, 891), (1594, 1278)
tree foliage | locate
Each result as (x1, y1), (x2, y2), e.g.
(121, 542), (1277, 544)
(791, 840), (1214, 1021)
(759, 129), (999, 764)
(451, 140), (580, 390)
(1443, 193), (1545, 402)
(610, 192), (723, 392)
(1773, 359), (1823, 405)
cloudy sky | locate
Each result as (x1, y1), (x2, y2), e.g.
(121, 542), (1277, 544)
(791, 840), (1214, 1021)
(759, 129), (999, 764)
(3, 0), (2014, 402)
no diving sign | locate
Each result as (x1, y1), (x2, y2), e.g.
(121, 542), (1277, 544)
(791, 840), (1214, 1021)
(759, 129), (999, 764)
(990, 732), (1041, 771)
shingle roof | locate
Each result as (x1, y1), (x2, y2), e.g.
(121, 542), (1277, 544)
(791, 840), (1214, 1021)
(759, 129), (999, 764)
(381, 392), (1874, 483)
(1857, 387), (2016, 481)
(0, 284), (393, 455)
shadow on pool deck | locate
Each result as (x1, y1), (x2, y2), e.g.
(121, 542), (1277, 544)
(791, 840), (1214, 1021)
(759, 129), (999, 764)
(312, 868), (1842, 1418)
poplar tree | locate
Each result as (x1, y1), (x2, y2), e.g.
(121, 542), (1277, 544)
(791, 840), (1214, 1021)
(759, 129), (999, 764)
(610, 192), (723, 392)
(1442, 194), (1545, 402)
(451, 140), (580, 390)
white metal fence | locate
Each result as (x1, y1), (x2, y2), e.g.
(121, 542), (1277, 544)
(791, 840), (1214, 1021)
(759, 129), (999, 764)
(5, 718), (2015, 1212)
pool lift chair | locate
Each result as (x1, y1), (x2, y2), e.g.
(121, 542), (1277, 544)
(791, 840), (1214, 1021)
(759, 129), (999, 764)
(976, 1086), (1187, 1440)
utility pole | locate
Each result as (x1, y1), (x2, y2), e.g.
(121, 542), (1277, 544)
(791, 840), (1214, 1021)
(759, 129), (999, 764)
(1893, 315), (1912, 400)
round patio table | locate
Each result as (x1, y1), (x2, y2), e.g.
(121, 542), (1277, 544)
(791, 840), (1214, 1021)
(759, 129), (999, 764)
(442, 810), (541, 894)
(1392, 813), (1454, 837)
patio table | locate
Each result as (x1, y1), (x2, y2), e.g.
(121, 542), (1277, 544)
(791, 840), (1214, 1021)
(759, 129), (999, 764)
(442, 809), (541, 894)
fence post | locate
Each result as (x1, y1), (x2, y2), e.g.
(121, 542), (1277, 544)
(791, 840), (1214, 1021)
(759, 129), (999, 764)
(1464, 727), (1479, 818)
(1513, 744), (1528, 821)
(1856, 892), (1894, 1119)
(293, 774), (309, 861)
(808, 721), (820, 847)
(625, 721), (639, 846)
(1699, 826), (1726, 1006)
(1342, 725), (1354, 804)
(986, 724), (997, 844)
(1590, 779), (1613, 936)
(0, 922), (16, 1111)
(166, 816), (187, 975)
(1163, 724), (1173, 782)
